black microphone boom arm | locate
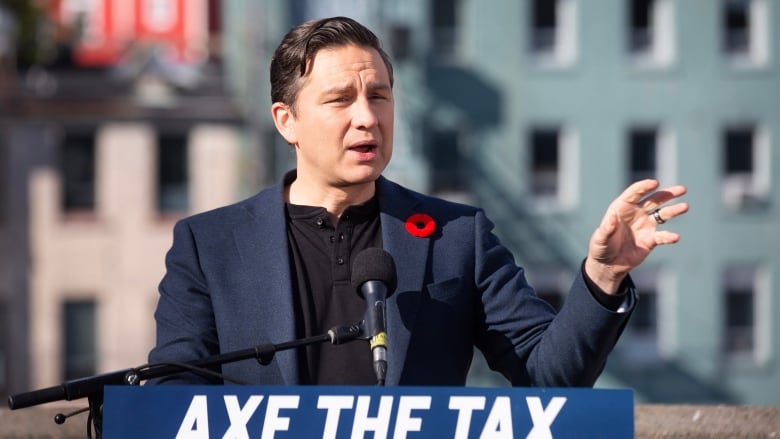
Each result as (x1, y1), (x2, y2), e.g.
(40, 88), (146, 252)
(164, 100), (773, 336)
(7, 322), (363, 410)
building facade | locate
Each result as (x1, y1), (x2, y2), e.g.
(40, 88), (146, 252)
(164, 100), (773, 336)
(0, 0), (248, 398)
(2, 0), (779, 405)
(228, 0), (780, 404)
(440, 0), (780, 404)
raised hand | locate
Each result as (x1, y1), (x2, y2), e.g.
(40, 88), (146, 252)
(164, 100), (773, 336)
(584, 179), (689, 294)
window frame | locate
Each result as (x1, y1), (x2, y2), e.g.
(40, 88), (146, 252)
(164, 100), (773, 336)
(528, 0), (578, 68)
(722, 0), (770, 69)
(527, 125), (579, 211)
(720, 123), (770, 211)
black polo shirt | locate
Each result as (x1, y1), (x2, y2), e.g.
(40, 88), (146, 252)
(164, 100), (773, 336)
(285, 196), (381, 385)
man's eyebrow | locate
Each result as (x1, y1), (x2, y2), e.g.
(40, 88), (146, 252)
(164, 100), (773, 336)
(321, 81), (392, 96)
(322, 84), (355, 95)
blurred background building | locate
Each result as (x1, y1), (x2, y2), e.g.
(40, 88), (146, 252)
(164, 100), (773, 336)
(1, 0), (778, 405)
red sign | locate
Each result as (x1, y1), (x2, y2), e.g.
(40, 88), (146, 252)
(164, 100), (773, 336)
(49, 0), (207, 66)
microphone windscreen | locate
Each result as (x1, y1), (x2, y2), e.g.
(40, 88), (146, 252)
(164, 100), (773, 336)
(351, 247), (398, 297)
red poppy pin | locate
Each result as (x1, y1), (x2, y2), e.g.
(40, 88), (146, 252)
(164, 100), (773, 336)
(405, 213), (436, 238)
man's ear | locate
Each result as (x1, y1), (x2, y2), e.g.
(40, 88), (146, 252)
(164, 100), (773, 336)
(271, 102), (297, 145)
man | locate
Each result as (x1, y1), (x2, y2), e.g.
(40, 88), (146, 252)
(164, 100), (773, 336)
(148, 17), (688, 386)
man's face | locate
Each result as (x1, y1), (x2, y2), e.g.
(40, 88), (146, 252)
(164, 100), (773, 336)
(273, 45), (394, 190)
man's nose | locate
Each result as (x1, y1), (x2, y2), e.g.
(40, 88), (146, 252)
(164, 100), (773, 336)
(351, 97), (379, 129)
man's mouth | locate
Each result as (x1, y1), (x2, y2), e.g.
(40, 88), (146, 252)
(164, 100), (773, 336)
(350, 144), (376, 153)
(348, 141), (378, 155)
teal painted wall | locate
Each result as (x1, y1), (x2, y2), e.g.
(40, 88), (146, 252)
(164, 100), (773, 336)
(460, 0), (780, 404)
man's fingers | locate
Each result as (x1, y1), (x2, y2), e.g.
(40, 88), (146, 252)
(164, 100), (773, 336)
(653, 230), (681, 246)
(640, 185), (688, 212)
(599, 210), (618, 237)
(649, 202), (690, 225)
(590, 212), (617, 262)
(620, 179), (661, 205)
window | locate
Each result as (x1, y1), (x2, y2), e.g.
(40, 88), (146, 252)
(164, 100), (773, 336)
(721, 124), (770, 210)
(59, 0), (105, 50)
(61, 130), (96, 212)
(627, 125), (676, 185)
(631, 288), (658, 337)
(627, 0), (675, 67)
(724, 0), (750, 53)
(723, 0), (769, 67)
(722, 267), (759, 362)
(531, 129), (559, 197)
(629, 128), (657, 183)
(389, 24), (412, 62)
(157, 133), (189, 213)
(629, 0), (654, 53)
(431, 0), (459, 60)
(531, 0), (557, 53)
(207, 0), (222, 61)
(623, 269), (661, 363)
(529, 0), (577, 67)
(143, 0), (178, 33)
(63, 299), (96, 380)
(528, 126), (578, 210)
(429, 129), (467, 194)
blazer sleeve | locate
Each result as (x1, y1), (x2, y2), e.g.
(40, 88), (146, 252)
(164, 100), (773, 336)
(146, 219), (222, 384)
(472, 208), (635, 387)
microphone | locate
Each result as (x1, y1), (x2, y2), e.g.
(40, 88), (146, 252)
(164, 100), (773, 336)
(351, 248), (397, 385)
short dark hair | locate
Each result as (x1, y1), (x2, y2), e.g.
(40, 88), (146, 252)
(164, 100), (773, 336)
(270, 16), (394, 114)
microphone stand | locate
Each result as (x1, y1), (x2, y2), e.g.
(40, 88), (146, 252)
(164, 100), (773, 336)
(7, 323), (364, 439)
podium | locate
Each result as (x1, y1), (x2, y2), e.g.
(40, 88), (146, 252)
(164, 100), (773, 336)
(103, 386), (633, 438)
(8, 321), (635, 437)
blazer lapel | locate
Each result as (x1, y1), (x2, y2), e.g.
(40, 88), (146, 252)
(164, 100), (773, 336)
(377, 177), (431, 384)
(233, 182), (299, 384)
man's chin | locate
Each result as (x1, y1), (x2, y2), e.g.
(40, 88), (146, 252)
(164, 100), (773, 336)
(338, 168), (384, 188)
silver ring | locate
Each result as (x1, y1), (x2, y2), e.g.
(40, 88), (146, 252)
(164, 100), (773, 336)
(650, 209), (666, 225)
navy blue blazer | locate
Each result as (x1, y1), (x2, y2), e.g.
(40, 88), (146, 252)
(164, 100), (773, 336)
(149, 175), (634, 386)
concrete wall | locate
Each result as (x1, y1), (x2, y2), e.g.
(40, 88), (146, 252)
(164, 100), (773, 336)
(1, 404), (778, 438)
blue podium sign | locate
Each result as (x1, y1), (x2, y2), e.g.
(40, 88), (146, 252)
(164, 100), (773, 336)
(103, 385), (633, 438)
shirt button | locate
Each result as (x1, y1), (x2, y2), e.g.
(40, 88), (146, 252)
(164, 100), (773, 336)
(316, 217), (325, 228)
(338, 233), (345, 241)
(329, 236), (336, 243)
(337, 257), (345, 265)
